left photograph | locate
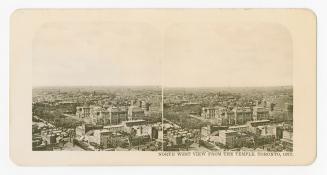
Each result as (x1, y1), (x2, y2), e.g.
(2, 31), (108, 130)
(31, 22), (163, 151)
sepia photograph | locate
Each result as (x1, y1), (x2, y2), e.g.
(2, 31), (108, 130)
(32, 12), (293, 153)
(9, 9), (316, 165)
(32, 22), (163, 151)
(162, 22), (293, 152)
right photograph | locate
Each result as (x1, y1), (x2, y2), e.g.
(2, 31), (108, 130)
(162, 22), (293, 152)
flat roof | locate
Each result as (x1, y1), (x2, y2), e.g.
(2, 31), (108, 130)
(229, 125), (248, 128)
(104, 125), (124, 128)
(124, 119), (145, 123)
(249, 120), (270, 123)
(220, 130), (237, 134)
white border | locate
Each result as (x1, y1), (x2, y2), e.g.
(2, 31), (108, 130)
(1, 0), (326, 175)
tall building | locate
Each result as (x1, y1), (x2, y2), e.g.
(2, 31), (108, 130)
(90, 106), (103, 125)
(128, 106), (145, 120)
(253, 106), (269, 121)
(76, 105), (91, 118)
(284, 103), (293, 121)
(233, 107), (253, 125)
(281, 129), (293, 151)
(217, 130), (238, 148)
(108, 107), (128, 125)
(201, 107), (217, 119)
(218, 109), (236, 126)
(141, 101), (151, 111)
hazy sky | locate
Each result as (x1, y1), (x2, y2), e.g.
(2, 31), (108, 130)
(33, 22), (292, 87)
(33, 22), (162, 87)
(163, 22), (292, 87)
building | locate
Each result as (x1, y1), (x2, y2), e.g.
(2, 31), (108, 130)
(201, 106), (253, 126)
(284, 103), (293, 121)
(216, 130), (238, 148)
(83, 126), (129, 149)
(103, 125), (124, 133)
(275, 126), (284, 140)
(228, 125), (249, 133)
(76, 106), (91, 118)
(152, 124), (163, 142)
(122, 120), (152, 137)
(201, 106), (234, 125)
(256, 125), (276, 136)
(122, 120), (147, 134)
(201, 125), (228, 138)
(122, 120), (147, 128)
(107, 107), (128, 125)
(233, 107), (253, 125)
(129, 135), (151, 147)
(128, 106), (145, 120)
(45, 134), (57, 145)
(282, 129), (293, 140)
(141, 101), (151, 111)
(253, 106), (269, 121)
(281, 129), (293, 151)
(284, 103), (293, 112)
(151, 126), (159, 139)
(151, 125), (163, 141)
(89, 106), (105, 125)
(201, 107), (217, 119)
(128, 125), (152, 137)
(166, 129), (193, 146)
(234, 133), (254, 148)
(86, 129), (111, 149)
(87, 106), (129, 126)
(269, 108), (284, 122)
(75, 124), (103, 138)
(247, 120), (270, 134)
(201, 126), (211, 138)
(220, 110), (236, 126)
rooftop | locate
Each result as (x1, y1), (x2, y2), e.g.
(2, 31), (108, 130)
(229, 125), (248, 129)
(104, 125), (124, 129)
(220, 130), (237, 134)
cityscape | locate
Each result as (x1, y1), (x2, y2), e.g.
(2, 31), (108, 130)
(31, 20), (293, 152)
(162, 86), (293, 152)
(32, 86), (163, 151)
(32, 86), (293, 152)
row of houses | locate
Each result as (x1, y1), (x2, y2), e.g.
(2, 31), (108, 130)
(201, 120), (293, 150)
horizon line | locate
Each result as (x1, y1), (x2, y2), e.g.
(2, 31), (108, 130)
(32, 84), (293, 88)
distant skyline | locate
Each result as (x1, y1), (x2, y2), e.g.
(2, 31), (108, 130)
(32, 85), (292, 88)
(33, 22), (292, 87)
